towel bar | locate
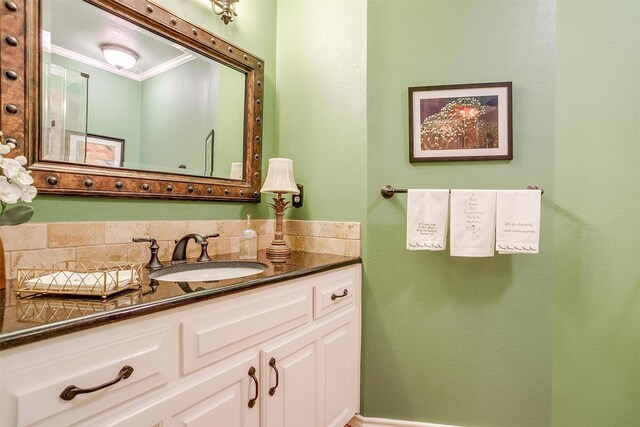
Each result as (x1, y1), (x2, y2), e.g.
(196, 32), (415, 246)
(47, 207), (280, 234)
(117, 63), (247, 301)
(381, 184), (543, 199)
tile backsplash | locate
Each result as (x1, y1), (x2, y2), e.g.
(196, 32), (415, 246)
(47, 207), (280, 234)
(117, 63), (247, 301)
(284, 220), (361, 257)
(0, 220), (361, 279)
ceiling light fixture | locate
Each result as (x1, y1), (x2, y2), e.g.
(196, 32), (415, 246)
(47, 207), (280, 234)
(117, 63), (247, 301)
(211, 0), (239, 25)
(100, 44), (139, 70)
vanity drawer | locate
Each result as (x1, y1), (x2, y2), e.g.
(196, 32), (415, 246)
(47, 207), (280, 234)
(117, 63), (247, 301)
(181, 284), (312, 374)
(88, 350), (261, 427)
(313, 267), (356, 319)
(0, 326), (178, 427)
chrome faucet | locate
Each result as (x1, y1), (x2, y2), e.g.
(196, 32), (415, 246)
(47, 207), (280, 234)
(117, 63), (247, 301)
(171, 233), (219, 263)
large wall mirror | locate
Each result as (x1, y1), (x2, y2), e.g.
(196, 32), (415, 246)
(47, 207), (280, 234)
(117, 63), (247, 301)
(1, 0), (264, 201)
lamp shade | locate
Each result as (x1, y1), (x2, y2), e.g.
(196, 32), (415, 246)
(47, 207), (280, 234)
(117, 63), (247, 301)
(260, 158), (299, 194)
(229, 162), (243, 180)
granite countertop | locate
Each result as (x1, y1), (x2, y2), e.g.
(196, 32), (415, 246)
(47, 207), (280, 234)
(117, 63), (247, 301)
(0, 250), (361, 350)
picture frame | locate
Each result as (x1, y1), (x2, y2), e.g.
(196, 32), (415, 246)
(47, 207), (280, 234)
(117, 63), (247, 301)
(84, 134), (125, 167)
(65, 131), (86, 163)
(67, 133), (125, 167)
(409, 82), (512, 162)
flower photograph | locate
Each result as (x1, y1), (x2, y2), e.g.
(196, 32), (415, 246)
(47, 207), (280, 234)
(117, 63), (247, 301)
(409, 82), (512, 162)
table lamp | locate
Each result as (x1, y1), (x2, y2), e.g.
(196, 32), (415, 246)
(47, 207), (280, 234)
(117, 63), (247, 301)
(260, 158), (299, 261)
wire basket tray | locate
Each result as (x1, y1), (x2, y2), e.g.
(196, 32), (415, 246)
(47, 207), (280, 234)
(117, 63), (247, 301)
(15, 290), (144, 324)
(17, 261), (143, 300)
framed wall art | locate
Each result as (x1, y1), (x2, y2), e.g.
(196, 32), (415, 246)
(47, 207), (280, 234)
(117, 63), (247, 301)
(67, 133), (125, 167)
(65, 131), (87, 163)
(409, 82), (512, 162)
(84, 134), (125, 167)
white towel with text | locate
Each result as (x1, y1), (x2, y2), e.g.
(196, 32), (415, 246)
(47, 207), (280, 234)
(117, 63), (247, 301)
(450, 190), (497, 257)
(406, 189), (449, 251)
(496, 189), (541, 254)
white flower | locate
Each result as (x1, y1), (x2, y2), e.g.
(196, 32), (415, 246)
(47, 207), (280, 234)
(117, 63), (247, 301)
(20, 185), (37, 203)
(0, 176), (22, 204)
(1, 157), (23, 179)
(15, 156), (27, 166)
(13, 170), (34, 187)
(0, 135), (37, 212)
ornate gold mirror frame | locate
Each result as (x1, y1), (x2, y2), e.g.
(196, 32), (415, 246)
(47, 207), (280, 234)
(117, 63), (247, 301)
(1, 0), (263, 202)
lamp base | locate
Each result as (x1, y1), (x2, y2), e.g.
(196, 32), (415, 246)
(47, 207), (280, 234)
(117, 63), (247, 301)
(266, 239), (292, 262)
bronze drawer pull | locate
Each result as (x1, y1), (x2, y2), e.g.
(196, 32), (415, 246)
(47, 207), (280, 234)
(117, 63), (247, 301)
(59, 365), (134, 401)
(248, 366), (258, 408)
(268, 357), (279, 396)
(331, 289), (349, 301)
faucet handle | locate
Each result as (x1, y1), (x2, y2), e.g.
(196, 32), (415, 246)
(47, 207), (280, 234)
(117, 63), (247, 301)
(196, 233), (218, 263)
(133, 237), (157, 244)
(132, 237), (163, 270)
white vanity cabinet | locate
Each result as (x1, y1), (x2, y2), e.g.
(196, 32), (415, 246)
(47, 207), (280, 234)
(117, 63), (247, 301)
(0, 264), (361, 427)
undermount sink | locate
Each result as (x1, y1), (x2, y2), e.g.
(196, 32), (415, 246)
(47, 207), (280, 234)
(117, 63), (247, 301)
(148, 261), (268, 282)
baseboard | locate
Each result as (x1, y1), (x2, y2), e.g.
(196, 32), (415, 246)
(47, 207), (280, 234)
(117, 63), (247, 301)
(347, 414), (463, 427)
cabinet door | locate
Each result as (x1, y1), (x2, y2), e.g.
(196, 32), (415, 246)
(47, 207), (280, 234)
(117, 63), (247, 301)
(318, 310), (359, 427)
(260, 307), (359, 427)
(261, 334), (318, 427)
(94, 352), (260, 427)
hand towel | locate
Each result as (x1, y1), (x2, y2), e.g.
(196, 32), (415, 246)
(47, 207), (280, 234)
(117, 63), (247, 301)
(450, 190), (497, 257)
(496, 189), (542, 254)
(406, 189), (450, 250)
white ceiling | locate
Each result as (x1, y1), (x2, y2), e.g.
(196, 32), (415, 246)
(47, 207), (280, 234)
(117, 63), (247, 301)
(41, 0), (190, 77)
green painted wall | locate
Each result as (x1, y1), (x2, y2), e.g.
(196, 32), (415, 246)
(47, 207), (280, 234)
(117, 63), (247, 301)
(140, 60), (209, 172)
(144, 60), (249, 179)
(276, 0), (637, 424)
(275, 0), (367, 223)
(31, 0), (277, 222)
(214, 64), (247, 178)
(552, 1), (640, 426)
(365, 1), (555, 425)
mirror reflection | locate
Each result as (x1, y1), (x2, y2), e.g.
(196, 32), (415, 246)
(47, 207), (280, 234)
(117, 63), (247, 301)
(40, 0), (246, 179)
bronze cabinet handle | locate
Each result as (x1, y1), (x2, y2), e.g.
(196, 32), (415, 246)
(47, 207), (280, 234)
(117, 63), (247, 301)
(268, 357), (279, 396)
(59, 365), (134, 401)
(331, 289), (349, 301)
(248, 366), (259, 408)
